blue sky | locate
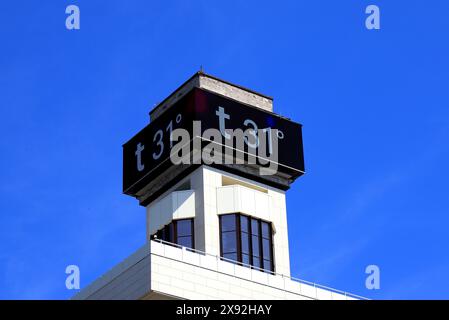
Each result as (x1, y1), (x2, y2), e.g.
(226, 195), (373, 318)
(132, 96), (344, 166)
(1, 0), (448, 299)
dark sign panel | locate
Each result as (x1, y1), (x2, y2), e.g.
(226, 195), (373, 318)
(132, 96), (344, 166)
(123, 88), (305, 196)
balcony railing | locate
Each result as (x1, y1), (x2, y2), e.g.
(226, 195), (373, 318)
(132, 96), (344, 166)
(150, 238), (368, 300)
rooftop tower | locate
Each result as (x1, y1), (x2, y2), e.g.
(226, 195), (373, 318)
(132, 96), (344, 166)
(73, 72), (363, 300)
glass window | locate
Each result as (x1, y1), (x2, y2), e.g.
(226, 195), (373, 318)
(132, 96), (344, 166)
(177, 219), (192, 237)
(159, 223), (174, 243)
(219, 214), (274, 272)
(251, 219), (260, 237)
(262, 238), (271, 258)
(252, 235), (260, 257)
(169, 223), (175, 242)
(241, 232), (250, 254)
(222, 231), (237, 254)
(263, 259), (272, 271)
(174, 219), (194, 249)
(221, 214), (236, 232)
(240, 215), (250, 256)
(261, 222), (272, 272)
(262, 221), (270, 239)
(223, 253), (237, 261)
(242, 253), (251, 265)
(252, 257), (261, 269)
(151, 218), (194, 250)
(240, 215), (249, 232)
(177, 236), (192, 249)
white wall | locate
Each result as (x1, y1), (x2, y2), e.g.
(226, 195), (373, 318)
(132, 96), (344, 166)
(201, 166), (291, 276)
(149, 241), (355, 300)
(73, 241), (361, 300)
(145, 165), (291, 276)
(146, 190), (195, 236)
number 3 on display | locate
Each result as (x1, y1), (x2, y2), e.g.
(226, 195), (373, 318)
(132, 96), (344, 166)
(152, 114), (182, 160)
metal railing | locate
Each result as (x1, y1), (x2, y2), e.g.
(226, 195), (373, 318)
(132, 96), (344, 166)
(150, 238), (368, 300)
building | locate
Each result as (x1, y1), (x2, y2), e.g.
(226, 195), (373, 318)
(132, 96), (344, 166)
(72, 72), (365, 300)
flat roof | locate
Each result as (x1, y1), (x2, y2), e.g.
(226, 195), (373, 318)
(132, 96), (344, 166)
(149, 71), (273, 117)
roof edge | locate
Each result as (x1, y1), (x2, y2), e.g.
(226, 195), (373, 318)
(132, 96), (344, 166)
(149, 71), (273, 116)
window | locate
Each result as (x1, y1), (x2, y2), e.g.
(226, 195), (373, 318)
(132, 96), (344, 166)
(221, 214), (237, 261)
(176, 219), (193, 248)
(151, 218), (194, 250)
(219, 214), (274, 272)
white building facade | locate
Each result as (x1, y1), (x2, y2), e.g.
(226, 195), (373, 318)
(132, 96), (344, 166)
(73, 72), (364, 300)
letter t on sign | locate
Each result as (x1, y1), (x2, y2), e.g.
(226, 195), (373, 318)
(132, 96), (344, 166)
(135, 143), (145, 172)
(215, 106), (230, 140)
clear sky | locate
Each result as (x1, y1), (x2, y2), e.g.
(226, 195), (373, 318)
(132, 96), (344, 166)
(1, 0), (448, 300)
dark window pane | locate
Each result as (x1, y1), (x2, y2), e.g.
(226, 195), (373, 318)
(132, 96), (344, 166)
(262, 238), (271, 259)
(240, 215), (249, 232)
(177, 236), (192, 249)
(241, 232), (250, 254)
(252, 235), (260, 257)
(251, 219), (260, 237)
(161, 226), (168, 241)
(177, 220), (192, 237)
(220, 215), (274, 272)
(221, 215), (236, 232)
(261, 222), (271, 239)
(222, 231), (237, 253)
(164, 223), (174, 242)
(263, 259), (272, 271)
(242, 254), (250, 265)
(223, 253), (237, 262)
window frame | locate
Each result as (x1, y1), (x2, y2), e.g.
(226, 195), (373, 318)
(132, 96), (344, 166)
(219, 213), (274, 273)
(152, 218), (195, 250)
